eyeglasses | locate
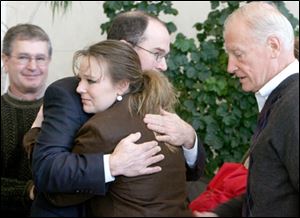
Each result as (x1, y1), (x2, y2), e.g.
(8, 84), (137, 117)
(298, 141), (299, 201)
(135, 45), (168, 62)
(9, 54), (49, 66)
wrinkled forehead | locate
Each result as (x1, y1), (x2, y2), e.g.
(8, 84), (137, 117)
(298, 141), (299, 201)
(224, 20), (252, 50)
(9, 40), (49, 57)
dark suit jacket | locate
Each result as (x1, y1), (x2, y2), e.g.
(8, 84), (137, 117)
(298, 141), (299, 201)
(52, 95), (193, 217)
(30, 76), (205, 216)
(213, 74), (299, 217)
(31, 77), (103, 217)
(244, 74), (299, 217)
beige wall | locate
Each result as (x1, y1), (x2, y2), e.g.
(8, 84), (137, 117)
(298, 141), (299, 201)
(1, 1), (299, 94)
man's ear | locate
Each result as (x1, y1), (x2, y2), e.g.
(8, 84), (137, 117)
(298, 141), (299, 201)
(120, 39), (131, 46)
(1, 54), (9, 73)
(267, 35), (281, 58)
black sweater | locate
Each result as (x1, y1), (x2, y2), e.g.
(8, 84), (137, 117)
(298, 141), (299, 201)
(1, 93), (43, 216)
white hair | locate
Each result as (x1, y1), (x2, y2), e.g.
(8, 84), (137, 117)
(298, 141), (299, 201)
(224, 1), (294, 51)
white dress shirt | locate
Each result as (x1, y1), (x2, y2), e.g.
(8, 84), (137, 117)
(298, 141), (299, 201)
(255, 59), (299, 112)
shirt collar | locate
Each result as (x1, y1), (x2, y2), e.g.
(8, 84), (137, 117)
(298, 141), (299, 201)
(255, 59), (299, 112)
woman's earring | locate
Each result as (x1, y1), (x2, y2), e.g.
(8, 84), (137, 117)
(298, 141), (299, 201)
(116, 95), (123, 101)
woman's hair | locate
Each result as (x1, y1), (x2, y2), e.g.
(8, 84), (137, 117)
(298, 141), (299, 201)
(73, 40), (178, 150)
(2, 23), (52, 57)
(224, 2), (294, 51)
(128, 69), (177, 116)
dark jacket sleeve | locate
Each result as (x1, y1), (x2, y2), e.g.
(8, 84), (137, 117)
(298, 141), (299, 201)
(213, 194), (244, 217)
(24, 127), (93, 207)
(185, 136), (206, 181)
(32, 77), (106, 195)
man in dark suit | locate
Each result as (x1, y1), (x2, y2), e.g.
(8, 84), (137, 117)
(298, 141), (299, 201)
(30, 11), (205, 217)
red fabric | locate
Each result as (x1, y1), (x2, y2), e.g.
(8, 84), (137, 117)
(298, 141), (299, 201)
(189, 162), (248, 212)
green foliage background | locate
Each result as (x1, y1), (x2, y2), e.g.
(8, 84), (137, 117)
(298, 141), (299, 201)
(50, 1), (299, 178)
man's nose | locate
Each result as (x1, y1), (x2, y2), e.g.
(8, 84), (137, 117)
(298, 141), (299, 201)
(26, 58), (38, 70)
(156, 57), (168, 72)
(227, 56), (237, 74)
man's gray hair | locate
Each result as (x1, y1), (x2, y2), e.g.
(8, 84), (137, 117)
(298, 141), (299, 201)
(224, 2), (294, 51)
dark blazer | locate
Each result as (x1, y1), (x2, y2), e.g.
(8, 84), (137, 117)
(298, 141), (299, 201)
(31, 77), (104, 217)
(213, 74), (299, 217)
(52, 95), (193, 217)
(30, 76), (205, 216)
(244, 74), (299, 217)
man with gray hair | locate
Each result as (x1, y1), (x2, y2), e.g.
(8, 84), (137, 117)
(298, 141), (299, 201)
(195, 1), (298, 217)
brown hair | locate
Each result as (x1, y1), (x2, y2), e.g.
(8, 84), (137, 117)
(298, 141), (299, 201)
(2, 24), (52, 57)
(73, 40), (177, 115)
(73, 40), (177, 151)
